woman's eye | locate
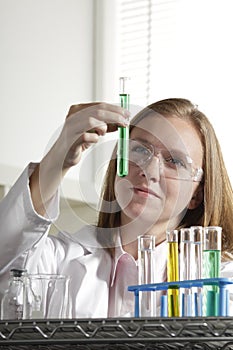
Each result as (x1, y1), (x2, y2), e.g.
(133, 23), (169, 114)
(134, 146), (150, 156)
(164, 156), (186, 168)
(131, 146), (151, 160)
(130, 143), (152, 163)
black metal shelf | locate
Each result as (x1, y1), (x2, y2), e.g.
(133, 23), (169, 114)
(1, 317), (233, 349)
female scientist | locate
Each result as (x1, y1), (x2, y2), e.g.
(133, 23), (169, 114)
(0, 98), (232, 317)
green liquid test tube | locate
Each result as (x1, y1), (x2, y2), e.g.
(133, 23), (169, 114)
(202, 226), (222, 316)
(203, 249), (221, 316)
(117, 77), (130, 177)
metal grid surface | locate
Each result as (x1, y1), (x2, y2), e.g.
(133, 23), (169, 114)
(1, 317), (233, 349)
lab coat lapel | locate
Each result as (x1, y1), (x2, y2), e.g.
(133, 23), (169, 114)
(62, 225), (112, 317)
(73, 248), (111, 317)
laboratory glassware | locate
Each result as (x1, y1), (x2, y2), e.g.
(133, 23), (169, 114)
(138, 235), (157, 316)
(117, 77), (130, 177)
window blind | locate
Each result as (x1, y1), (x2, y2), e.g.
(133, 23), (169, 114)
(97, 0), (233, 184)
(116, 0), (233, 110)
(117, 0), (178, 107)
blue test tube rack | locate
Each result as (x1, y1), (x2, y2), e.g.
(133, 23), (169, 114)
(128, 278), (233, 318)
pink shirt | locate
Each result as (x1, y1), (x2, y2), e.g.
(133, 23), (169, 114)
(108, 235), (167, 317)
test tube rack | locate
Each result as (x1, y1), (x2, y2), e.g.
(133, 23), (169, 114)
(128, 277), (233, 317)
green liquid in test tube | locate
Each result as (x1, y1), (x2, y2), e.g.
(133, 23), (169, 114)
(203, 249), (221, 316)
(202, 226), (222, 316)
(117, 77), (130, 177)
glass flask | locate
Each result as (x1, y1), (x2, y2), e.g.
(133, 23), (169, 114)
(1, 268), (27, 320)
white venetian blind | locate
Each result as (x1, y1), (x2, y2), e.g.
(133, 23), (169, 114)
(116, 0), (233, 109)
(116, 0), (178, 107)
(114, 0), (233, 184)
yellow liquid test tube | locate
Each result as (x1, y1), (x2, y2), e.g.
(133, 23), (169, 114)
(167, 229), (180, 317)
(117, 77), (130, 177)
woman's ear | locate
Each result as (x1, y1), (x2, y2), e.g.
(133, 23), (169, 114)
(188, 184), (204, 210)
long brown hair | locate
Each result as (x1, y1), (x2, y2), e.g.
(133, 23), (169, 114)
(97, 98), (233, 257)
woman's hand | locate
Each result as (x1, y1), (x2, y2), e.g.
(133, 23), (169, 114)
(29, 102), (129, 216)
(57, 102), (130, 170)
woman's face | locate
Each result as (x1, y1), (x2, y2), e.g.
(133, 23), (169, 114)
(114, 114), (203, 231)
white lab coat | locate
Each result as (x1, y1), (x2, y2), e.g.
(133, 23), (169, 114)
(1, 164), (233, 318)
(0, 164), (113, 318)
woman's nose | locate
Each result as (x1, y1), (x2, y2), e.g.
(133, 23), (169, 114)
(140, 156), (161, 182)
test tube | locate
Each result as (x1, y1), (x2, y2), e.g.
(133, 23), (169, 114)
(166, 229), (179, 317)
(117, 77), (130, 177)
(190, 226), (203, 316)
(138, 235), (157, 317)
(179, 228), (194, 316)
(202, 226), (222, 316)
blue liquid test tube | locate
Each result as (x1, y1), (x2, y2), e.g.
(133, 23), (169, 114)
(117, 77), (130, 177)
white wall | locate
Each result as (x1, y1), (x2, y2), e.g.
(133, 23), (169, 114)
(0, 0), (94, 183)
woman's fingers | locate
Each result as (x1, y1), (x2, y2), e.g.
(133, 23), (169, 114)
(67, 102), (130, 133)
(58, 102), (130, 170)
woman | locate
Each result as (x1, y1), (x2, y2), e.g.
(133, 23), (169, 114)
(0, 98), (232, 318)
(98, 99), (233, 254)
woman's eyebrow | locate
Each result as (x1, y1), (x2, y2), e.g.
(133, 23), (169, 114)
(131, 137), (191, 158)
(130, 137), (157, 146)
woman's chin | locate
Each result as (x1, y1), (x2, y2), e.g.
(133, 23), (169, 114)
(123, 204), (163, 225)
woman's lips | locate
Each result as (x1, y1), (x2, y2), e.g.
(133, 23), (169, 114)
(132, 186), (161, 199)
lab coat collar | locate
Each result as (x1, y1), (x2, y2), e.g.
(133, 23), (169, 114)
(66, 226), (126, 284)
(61, 225), (104, 253)
(110, 231), (137, 287)
(110, 233), (168, 287)
(59, 226), (113, 281)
